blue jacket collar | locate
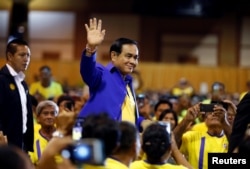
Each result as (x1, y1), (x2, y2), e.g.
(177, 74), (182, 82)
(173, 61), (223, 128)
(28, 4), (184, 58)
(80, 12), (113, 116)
(106, 62), (132, 84)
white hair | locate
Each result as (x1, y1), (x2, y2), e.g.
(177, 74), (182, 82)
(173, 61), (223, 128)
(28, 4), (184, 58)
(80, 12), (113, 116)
(36, 100), (59, 116)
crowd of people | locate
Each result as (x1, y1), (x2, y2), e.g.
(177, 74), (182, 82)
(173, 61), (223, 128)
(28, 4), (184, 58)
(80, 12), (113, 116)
(0, 17), (250, 169)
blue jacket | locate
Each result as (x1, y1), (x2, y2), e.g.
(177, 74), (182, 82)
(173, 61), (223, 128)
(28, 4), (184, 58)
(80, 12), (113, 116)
(78, 51), (143, 130)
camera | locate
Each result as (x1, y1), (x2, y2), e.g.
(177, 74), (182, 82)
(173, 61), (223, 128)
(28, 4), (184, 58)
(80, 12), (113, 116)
(200, 103), (216, 112)
(61, 138), (104, 166)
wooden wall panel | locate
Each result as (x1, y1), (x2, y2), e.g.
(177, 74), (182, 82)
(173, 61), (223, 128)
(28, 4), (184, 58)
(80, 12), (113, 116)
(1, 58), (249, 94)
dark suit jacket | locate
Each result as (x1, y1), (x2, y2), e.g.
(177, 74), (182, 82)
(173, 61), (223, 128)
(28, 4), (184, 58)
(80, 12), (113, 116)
(228, 92), (250, 152)
(0, 65), (34, 151)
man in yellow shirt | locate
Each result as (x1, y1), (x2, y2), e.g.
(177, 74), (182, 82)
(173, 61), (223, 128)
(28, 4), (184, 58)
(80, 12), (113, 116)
(29, 65), (63, 101)
(29, 100), (59, 166)
(178, 103), (232, 169)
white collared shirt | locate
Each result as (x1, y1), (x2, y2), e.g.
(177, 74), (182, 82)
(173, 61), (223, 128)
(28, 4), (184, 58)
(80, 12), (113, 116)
(6, 64), (27, 133)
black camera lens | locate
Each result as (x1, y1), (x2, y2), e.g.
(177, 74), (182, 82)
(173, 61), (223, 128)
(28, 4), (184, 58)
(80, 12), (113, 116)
(61, 139), (104, 166)
(61, 143), (92, 165)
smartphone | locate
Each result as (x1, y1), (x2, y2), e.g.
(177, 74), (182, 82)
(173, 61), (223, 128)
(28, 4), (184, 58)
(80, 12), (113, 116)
(159, 121), (171, 134)
(158, 121), (171, 142)
(136, 94), (145, 108)
(200, 103), (216, 112)
(64, 101), (73, 110)
(72, 126), (82, 141)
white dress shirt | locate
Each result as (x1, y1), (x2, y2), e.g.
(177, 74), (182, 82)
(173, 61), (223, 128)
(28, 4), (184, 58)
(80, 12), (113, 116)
(6, 64), (27, 133)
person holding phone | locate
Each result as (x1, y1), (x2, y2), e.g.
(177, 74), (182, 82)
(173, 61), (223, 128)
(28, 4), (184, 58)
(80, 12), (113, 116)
(190, 82), (231, 133)
(173, 103), (232, 169)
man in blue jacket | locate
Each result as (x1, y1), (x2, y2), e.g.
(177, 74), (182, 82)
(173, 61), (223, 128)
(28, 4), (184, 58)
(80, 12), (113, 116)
(78, 18), (146, 130)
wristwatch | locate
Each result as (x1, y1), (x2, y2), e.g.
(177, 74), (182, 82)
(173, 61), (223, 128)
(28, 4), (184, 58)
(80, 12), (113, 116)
(52, 130), (64, 138)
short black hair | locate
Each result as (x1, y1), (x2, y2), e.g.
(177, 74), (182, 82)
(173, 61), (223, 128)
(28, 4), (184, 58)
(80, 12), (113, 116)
(142, 123), (171, 163)
(6, 38), (29, 59)
(114, 121), (138, 153)
(81, 113), (121, 157)
(109, 37), (138, 54)
(154, 99), (173, 112)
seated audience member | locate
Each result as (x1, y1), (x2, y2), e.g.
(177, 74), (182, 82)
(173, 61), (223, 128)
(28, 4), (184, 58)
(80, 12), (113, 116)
(0, 144), (34, 169)
(29, 65), (63, 102)
(158, 109), (178, 131)
(171, 77), (195, 97)
(130, 123), (193, 169)
(36, 112), (120, 169)
(29, 100), (59, 166)
(152, 99), (173, 121)
(178, 103), (231, 169)
(106, 121), (140, 169)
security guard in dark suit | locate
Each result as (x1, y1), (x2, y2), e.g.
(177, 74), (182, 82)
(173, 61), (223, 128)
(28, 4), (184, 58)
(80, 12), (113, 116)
(0, 39), (34, 152)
